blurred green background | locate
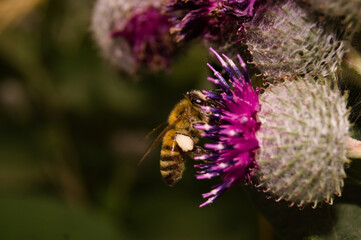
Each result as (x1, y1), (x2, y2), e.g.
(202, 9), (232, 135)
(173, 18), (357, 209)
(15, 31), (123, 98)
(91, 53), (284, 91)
(0, 0), (266, 239)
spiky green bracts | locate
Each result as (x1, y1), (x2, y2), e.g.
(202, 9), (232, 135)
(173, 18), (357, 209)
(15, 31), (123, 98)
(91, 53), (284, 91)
(243, 0), (347, 80)
(256, 78), (350, 208)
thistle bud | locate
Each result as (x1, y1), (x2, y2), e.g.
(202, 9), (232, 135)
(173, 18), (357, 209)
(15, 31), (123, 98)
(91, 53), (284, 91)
(244, 0), (346, 80)
(257, 78), (350, 208)
(91, 0), (175, 73)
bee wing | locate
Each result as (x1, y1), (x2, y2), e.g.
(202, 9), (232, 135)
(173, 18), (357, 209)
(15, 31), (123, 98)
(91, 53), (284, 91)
(138, 113), (185, 166)
(140, 121), (168, 142)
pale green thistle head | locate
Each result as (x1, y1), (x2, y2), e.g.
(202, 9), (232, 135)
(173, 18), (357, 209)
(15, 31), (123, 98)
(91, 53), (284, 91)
(244, 0), (347, 80)
(256, 77), (351, 208)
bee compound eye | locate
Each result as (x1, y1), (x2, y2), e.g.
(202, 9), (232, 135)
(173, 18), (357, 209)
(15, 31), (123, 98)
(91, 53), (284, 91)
(192, 98), (204, 105)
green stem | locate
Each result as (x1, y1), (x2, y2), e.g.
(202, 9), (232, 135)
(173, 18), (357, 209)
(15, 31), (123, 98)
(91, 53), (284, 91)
(347, 137), (361, 159)
(340, 46), (361, 88)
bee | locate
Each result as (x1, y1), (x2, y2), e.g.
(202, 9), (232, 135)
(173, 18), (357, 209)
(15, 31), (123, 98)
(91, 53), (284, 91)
(140, 90), (214, 186)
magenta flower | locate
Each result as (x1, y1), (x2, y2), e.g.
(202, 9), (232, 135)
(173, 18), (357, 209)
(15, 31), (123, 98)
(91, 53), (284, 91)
(165, 0), (261, 46)
(194, 48), (261, 207)
(111, 6), (174, 71)
(91, 0), (176, 73)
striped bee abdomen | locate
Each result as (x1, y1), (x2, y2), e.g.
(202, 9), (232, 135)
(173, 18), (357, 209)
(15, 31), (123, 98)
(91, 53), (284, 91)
(160, 129), (185, 186)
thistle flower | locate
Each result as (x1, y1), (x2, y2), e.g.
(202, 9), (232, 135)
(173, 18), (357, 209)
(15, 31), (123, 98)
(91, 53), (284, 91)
(91, 0), (175, 73)
(257, 78), (350, 208)
(243, 0), (347, 80)
(165, 0), (261, 48)
(195, 48), (351, 208)
(194, 48), (261, 207)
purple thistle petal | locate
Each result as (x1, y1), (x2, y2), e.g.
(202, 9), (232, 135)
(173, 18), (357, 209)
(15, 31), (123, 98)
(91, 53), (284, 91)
(199, 181), (233, 207)
(237, 55), (251, 83)
(207, 64), (231, 94)
(210, 48), (237, 81)
(165, 0), (263, 46)
(203, 90), (223, 101)
(197, 172), (221, 180)
(194, 123), (218, 131)
(204, 143), (227, 151)
(200, 132), (220, 139)
(201, 105), (221, 113)
(221, 53), (243, 80)
(194, 153), (221, 161)
(195, 48), (261, 207)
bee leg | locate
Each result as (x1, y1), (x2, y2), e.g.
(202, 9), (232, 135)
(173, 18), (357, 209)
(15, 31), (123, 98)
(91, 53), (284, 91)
(189, 145), (209, 157)
(192, 121), (208, 127)
(188, 146), (214, 164)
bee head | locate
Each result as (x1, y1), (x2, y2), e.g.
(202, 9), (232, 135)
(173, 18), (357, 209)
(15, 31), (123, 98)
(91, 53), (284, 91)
(185, 90), (208, 108)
